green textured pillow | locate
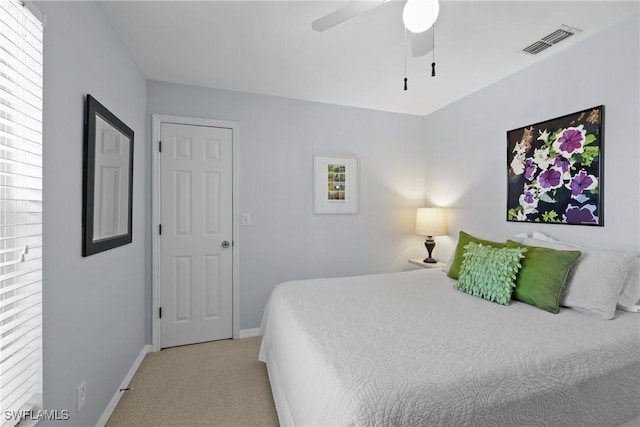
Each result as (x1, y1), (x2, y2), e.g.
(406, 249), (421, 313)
(506, 240), (581, 314)
(455, 242), (527, 305)
(447, 231), (507, 280)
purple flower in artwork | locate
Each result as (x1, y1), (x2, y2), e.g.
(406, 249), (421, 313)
(538, 168), (562, 189)
(553, 125), (586, 158)
(564, 205), (598, 224)
(554, 156), (570, 174)
(557, 128), (584, 153)
(518, 185), (538, 214)
(570, 170), (596, 196)
(524, 158), (537, 181)
(523, 190), (535, 204)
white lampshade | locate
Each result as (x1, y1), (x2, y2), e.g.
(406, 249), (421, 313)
(403, 0), (440, 34)
(415, 207), (448, 237)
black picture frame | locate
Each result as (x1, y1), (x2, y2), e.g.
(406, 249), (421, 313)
(506, 105), (604, 226)
(82, 94), (134, 256)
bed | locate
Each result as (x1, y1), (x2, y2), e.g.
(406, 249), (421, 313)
(259, 267), (640, 426)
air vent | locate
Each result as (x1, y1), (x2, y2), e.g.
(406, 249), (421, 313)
(522, 25), (581, 55)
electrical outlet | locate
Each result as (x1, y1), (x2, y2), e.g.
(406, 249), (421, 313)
(77, 380), (86, 412)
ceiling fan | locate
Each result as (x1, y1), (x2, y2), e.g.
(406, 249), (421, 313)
(311, 0), (440, 58)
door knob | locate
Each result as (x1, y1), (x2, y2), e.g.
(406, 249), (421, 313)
(221, 241), (230, 249)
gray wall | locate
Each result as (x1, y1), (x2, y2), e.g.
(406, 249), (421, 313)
(423, 14), (640, 257)
(146, 82), (427, 329)
(38, 1), (147, 425)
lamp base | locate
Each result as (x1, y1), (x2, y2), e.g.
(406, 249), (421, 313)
(424, 236), (437, 264)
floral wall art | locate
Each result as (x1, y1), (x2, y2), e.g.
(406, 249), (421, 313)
(507, 106), (604, 226)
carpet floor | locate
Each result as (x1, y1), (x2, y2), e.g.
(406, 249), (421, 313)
(106, 337), (279, 427)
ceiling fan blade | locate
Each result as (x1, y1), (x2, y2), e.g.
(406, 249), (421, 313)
(410, 27), (435, 57)
(312, 1), (386, 32)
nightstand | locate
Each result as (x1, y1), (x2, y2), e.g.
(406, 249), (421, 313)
(409, 259), (446, 269)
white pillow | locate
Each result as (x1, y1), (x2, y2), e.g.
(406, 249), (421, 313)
(522, 237), (638, 319)
(531, 231), (557, 242)
(531, 233), (640, 310)
(442, 252), (455, 273)
(617, 257), (640, 308)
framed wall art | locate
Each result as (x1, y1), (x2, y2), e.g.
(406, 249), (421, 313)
(507, 105), (604, 226)
(314, 154), (360, 214)
(82, 94), (135, 256)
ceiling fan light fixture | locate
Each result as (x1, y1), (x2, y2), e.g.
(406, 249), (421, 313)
(403, 0), (440, 34)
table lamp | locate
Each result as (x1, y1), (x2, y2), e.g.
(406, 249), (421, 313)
(415, 207), (448, 263)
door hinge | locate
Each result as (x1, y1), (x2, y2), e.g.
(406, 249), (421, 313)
(159, 307), (162, 318)
(159, 224), (162, 235)
(159, 140), (162, 152)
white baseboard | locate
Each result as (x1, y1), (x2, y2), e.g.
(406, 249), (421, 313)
(239, 328), (261, 339)
(96, 344), (152, 427)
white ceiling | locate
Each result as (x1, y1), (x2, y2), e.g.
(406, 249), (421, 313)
(99, 1), (639, 116)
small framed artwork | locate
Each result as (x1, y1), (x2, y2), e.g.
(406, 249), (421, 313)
(314, 155), (360, 214)
(507, 105), (604, 226)
(82, 94), (135, 256)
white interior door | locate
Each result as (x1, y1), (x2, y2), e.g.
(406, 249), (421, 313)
(159, 122), (233, 348)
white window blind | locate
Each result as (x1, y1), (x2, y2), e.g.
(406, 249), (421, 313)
(0, 1), (43, 426)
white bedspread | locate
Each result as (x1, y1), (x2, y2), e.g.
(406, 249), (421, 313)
(259, 269), (640, 426)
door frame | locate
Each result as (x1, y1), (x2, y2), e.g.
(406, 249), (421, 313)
(151, 114), (240, 352)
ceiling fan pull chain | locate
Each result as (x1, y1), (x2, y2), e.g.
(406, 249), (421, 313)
(431, 20), (436, 77)
(403, 27), (408, 90)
